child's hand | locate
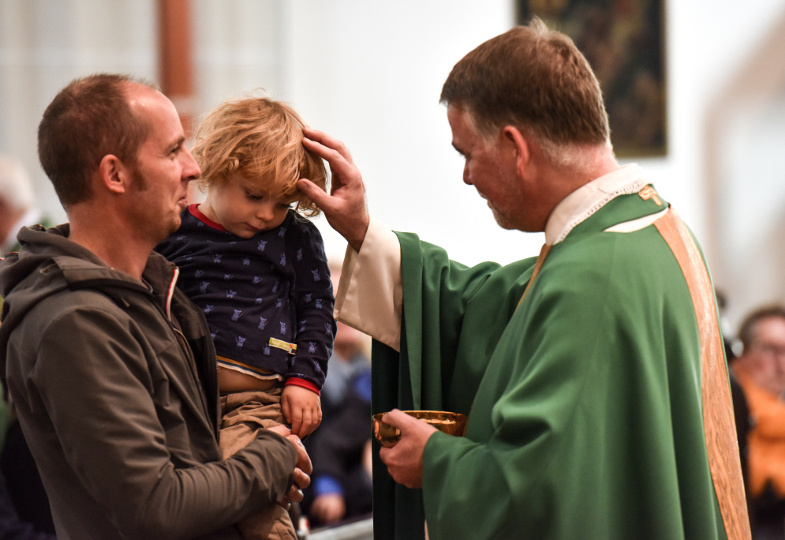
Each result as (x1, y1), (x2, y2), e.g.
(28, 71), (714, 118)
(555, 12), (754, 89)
(282, 384), (322, 437)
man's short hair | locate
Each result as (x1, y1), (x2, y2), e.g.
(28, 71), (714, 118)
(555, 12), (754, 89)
(37, 73), (152, 209)
(440, 17), (610, 153)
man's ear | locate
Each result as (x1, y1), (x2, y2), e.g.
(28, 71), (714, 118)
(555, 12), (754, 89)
(98, 154), (129, 195)
(502, 126), (530, 177)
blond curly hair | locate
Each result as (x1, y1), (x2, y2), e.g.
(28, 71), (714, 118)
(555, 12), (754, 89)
(192, 95), (327, 217)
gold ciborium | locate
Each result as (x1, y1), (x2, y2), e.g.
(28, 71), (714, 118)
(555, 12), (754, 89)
(372, 410), (467, 448)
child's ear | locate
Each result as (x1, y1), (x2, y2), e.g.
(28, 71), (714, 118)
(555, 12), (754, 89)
(501, 126), (530, 177)
(98, 154), (130, 195)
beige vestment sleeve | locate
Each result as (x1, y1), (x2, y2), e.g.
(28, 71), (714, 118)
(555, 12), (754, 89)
(333, 218), (402, 352)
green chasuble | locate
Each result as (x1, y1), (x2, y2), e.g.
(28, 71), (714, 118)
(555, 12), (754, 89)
(371, 188), (743, 539)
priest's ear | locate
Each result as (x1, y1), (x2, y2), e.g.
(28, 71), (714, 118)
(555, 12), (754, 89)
(502, 125), (531, 177)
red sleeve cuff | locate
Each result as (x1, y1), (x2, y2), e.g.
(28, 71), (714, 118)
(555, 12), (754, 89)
(284, 377), (320, 395)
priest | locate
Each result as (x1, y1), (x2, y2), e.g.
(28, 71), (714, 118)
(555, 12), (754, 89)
(298, 17), (749, 540)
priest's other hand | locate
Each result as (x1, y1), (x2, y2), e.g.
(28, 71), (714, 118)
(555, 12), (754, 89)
(378, 409), (438, 489)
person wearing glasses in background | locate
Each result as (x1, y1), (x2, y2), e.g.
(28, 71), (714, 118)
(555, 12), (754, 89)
(731, 305), (785, 539)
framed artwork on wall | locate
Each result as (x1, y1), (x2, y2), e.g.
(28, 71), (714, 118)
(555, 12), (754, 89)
(517, 0), (667, 157)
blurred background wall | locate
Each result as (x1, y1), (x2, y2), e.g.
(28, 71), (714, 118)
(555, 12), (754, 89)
(1, 0), (784, 334)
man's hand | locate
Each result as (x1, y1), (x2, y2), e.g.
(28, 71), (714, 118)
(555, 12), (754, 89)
(378, 409), (438, 489)
(298, 128), (370, 252)
(267, 425), (313, 508)
(282, 384), (322, 437)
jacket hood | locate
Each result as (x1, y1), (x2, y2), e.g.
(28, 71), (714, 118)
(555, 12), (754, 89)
(0, 225), (179, 378)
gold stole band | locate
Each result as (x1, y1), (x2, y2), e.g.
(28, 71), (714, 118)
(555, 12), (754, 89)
(517, 243), (552, 308)
(655, 209), (751, 539)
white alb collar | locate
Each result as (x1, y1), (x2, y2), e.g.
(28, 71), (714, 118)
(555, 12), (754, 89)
(544, 164), (649, 245)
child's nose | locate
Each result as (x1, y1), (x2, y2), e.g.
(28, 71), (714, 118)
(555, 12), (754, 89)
(256, 202), (275, 221)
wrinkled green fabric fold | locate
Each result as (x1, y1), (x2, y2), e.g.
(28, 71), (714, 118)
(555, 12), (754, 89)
(372, 239), (535, 540)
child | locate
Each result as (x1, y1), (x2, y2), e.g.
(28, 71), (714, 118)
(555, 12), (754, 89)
(156, 95), (335, 539)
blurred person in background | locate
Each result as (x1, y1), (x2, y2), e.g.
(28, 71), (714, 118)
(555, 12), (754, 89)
(0, 156), (56, 538)
(0, 156), (46, 254)
(731, 305), (785, 539)
(0, 384), (55, 540)
(301, 263), (372, 529)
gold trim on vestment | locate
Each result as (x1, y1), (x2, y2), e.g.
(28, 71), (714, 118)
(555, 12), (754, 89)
(516, 243), (552, 309)
(654, 208), (751, 539)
